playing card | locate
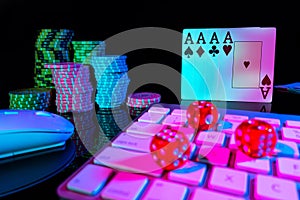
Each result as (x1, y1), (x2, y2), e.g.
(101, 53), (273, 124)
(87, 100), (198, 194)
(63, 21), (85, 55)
(181, 27), (276, 103)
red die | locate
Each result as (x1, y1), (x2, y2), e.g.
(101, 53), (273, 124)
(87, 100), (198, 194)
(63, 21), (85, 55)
(186, 100), (219, 131)
(234, 119), (277, 158)
(150, 126), (192, 171)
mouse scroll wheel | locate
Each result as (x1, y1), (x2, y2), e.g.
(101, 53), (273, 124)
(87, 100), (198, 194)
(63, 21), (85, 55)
(35, 111), (53, 117)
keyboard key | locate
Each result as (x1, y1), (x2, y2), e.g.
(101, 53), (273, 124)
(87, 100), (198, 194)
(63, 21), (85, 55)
(162, 114), (187, 127)
(171, 109), (187, 116)
(253, 117), (281, 128)
(196, 146), (230, 167)
(208, 166), (248, 196)
(148, 106), (170, 115)
(100, 172), (148, 200)
(190, 188), (246, 200)
(66, 164), (113, 195)
(126, 122), (164, 136)
(142, 179), (188, 200)
(285, 120), (300, 129)
(254, 174), (298, 200)
(112, 132), (153, 152)
(234, 150), (271, 174)
(94, 146), (163, 177)
(223, 114), (249, 123)
(195, 131), (226, 147)
(276, 157), (300, 182)
(272, 139), (299, 158)
(167, 161), (207, 186)
(138, 112), (165, 123)
(281, 127), (300, 143)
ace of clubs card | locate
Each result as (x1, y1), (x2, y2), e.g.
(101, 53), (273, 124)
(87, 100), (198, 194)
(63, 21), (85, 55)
(181, 27), (276, 103)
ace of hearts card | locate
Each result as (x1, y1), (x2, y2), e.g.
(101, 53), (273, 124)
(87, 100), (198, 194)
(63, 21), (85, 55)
(181, 27), (276, 103)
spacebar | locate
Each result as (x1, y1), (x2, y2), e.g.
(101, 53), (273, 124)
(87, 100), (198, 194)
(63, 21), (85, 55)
(93, 146), (163, 177)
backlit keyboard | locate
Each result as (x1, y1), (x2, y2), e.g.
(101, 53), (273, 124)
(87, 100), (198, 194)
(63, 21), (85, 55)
(57, 103), (300, 200)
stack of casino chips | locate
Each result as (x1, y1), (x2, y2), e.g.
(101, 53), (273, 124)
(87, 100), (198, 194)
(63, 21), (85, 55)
(8, 88), (52, 110)
(45, 62), (95, 113)
(89, 55), (130, 108)
(34, 29), (74, 89)
(72, 41), (106, 63)
(96, 107), (131, 140)
(126, 92), (161, 117)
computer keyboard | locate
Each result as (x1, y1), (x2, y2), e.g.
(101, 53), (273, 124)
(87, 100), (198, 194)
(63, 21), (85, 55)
(57, 103), (300, 200)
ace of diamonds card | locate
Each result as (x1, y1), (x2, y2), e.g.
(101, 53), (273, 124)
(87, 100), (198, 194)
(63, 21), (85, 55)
(181, 27), (276, 103)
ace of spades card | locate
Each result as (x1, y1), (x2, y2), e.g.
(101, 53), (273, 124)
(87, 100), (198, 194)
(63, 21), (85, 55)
(181, 27), (276, 103)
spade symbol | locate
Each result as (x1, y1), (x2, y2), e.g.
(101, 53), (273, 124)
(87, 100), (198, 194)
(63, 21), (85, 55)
(261, 74), (271, 86)
(184, 46), (193, 58)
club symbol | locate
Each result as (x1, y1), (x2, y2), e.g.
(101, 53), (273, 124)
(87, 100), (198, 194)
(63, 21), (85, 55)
(209, 45), (219, 57)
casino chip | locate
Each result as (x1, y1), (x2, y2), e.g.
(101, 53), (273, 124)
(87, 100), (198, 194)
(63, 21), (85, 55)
(86, 55), (130, 109)
(72, 41), (106, 63)
(34, 29), (74, 89)
(45, 62), (96, 113)
(8, 88), (52, 111)
(126, 92), (161, 117)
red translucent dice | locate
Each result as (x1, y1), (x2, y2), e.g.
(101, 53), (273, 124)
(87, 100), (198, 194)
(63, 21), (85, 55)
(150, 126), (192, 171)
(235, 119), (277, 158)
(186, 100), (219, 131)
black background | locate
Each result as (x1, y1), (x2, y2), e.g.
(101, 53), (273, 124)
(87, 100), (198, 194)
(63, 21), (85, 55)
(0, 0), (299, 108)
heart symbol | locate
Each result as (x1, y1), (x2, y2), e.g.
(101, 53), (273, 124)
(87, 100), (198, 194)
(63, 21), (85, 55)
(223, 45), (232, 56)
(244, 61), (250, 69)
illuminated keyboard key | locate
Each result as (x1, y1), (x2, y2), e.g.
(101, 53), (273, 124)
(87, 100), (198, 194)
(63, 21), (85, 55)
(285, 120), (300, 129)
(234, 150), (271, 174)
(190, 188), (246, 200)
(254, 174), (298, 200)
(100, 172), (148, 200)
(142, 179), (188, 200)
(67, 164), (113, 195)
(94, 146), (163, 177)
(138, 112), (165, 123)
(112, 132), (153, 152)
(221, 122), (241, 135)
(195, 131), (226, 146)
(148, 107), (170, 115)
(196, 146), (230, 167)
(253, 117), (281, 128)
(167, 161), (207, 186)
(223, 114), (248, 123)
(126, 122), (164, 136)
(272, 139), (299, 158)
(162, 114), (187, 127)
(171, 109), (187, 116)
(208, 166), (248, 196)
(276, 157), (300, 182)
(281, 127), (300, 143)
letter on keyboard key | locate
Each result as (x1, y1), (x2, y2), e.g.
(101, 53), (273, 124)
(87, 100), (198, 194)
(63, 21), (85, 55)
(254, 174), (298, 200)
(138, 112), (165, 124)
(234, 151), (271, 174)
(126, 122), (164, 136)
(66, 164), (113, 195)
(253, 117), (281, 128)
(100, 172), (148, 200)
(94, 146), (163, 177)
(167, 161), (207, 186)
(195, 131), (226, 146)
(276, 157), (300, 182)
(141, 179), (188, 200)
(208, 166), (248, 196)
(223, 114), (249, 123)
(285, 120), (300, 129)
(190, 188), (246, 200)
(171, 109), (187, 116)
(162, 114), (187, 127)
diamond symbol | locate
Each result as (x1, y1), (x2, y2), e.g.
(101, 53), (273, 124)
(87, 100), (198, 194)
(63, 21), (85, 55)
(197, 46), (204, 57)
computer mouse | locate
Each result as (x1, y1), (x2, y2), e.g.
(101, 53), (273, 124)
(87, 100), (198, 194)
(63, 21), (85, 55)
(0, 109), (75, 159)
